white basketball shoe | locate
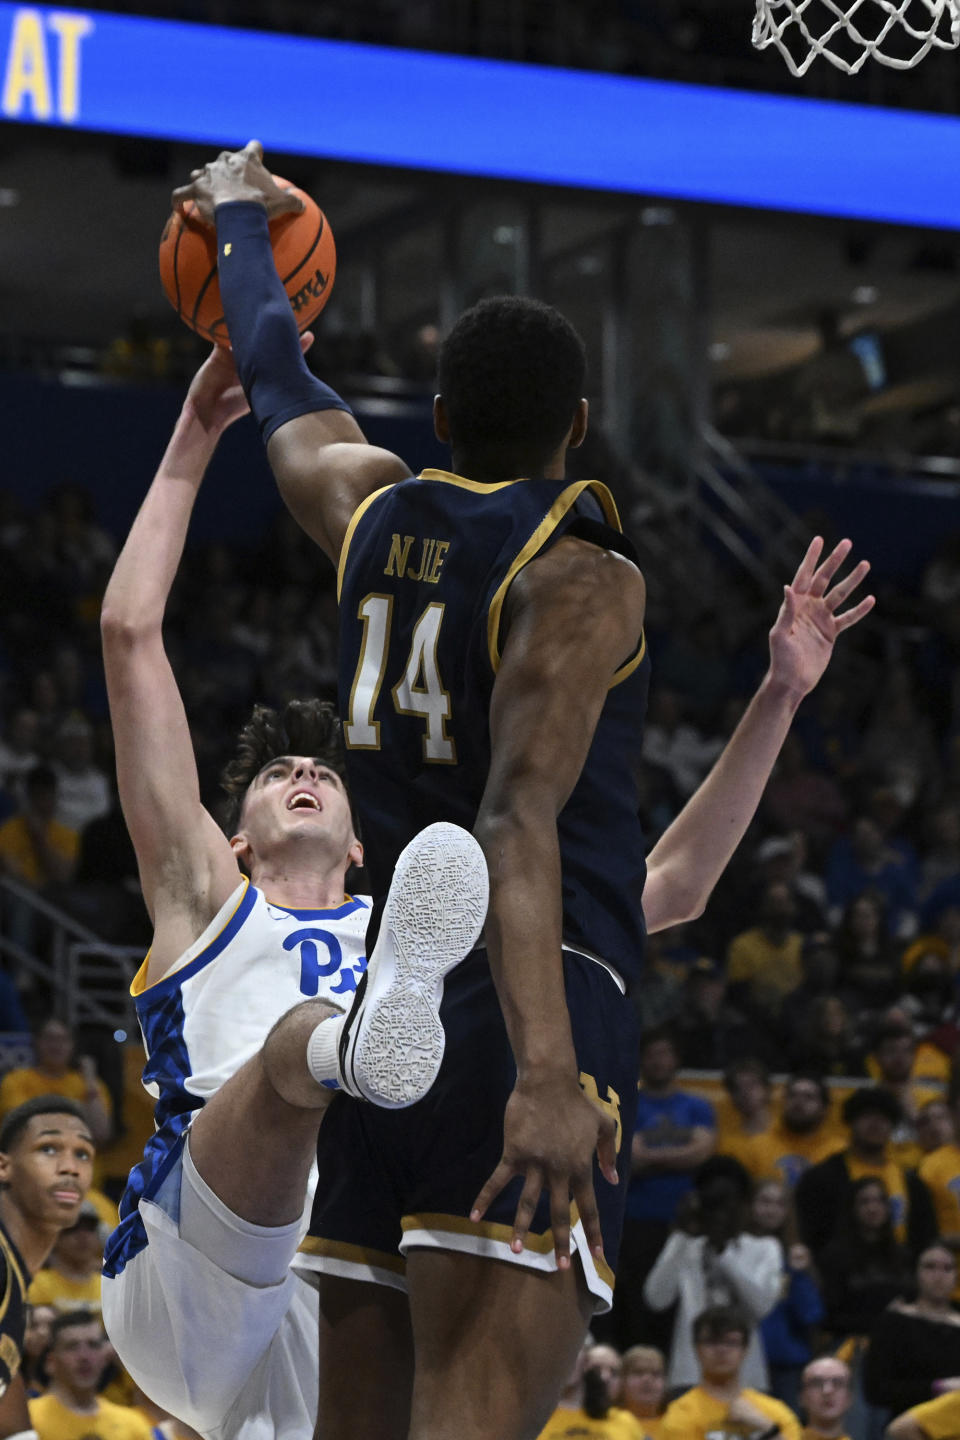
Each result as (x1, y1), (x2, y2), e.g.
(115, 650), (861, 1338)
(309, 822), (488, 1109)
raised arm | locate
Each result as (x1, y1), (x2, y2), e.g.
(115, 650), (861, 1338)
(469, 536), (646, 1267)
(642, 537), (873, 934)
(100, 348), (250, 969)
(172, 142), (411, 566)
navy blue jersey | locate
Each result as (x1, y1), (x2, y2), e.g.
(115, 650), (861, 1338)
(0, 1216), (29, 1398)
(337, 468), (650, 986)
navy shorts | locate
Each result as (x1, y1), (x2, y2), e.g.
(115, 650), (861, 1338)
(295, 946), (640, 1311)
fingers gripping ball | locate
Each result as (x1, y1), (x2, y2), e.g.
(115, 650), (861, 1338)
(159, 178), (336, 346)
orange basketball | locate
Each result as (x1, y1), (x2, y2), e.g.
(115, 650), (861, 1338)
(159, 177), (336, 347)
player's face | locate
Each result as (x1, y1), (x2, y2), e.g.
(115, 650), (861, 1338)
(0, 1115), (94, 1230)
(234, 756), (361, 870)
(48, 1321), (107, 1390)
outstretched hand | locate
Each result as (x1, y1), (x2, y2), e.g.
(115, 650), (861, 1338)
(172, 139), (304, 225)
(186, 332), (314, 434)
(768, 536), (874, 699)
(470, 1072), (619, 1269)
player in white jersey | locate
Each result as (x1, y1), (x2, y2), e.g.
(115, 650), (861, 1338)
(97, 342), (488, 1440)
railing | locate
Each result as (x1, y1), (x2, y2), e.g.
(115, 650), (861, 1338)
(65, 944), (142, 1034)
(0, 876), (140, 1033)
(693, 426), (814, 595)
(618, 425), (813, 601)
(738, 436), (960, 487)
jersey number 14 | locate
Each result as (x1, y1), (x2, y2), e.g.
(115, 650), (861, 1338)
(345, 595), (456, 763)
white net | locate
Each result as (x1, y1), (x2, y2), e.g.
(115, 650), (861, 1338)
(753, 0), (960, 73)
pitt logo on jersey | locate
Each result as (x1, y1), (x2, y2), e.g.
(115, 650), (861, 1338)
(283, 927), (368, 998)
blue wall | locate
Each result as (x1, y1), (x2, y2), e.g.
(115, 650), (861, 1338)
(1, 372), (953, 583)
(0, 372), (448, 545)
(759, 461), (959, 586)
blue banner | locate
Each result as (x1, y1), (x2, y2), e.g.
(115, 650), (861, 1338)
(2, 3), (960, 228)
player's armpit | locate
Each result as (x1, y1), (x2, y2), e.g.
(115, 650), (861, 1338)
(266, 426), (412, 566)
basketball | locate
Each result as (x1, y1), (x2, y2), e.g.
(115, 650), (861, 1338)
(158, 177), (336, 346)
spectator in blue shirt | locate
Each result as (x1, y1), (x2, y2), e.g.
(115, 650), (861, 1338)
(826, 816), (918, 939)
(598, 1027), (716, 1354)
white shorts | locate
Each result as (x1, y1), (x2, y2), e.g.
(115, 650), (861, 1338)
(101, 1136), (318, 1440)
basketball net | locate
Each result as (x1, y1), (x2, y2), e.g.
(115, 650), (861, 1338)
(753, 0), (960, 72)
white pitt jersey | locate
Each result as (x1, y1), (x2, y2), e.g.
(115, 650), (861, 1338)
(104, 880), (369, 1282)
(132, 879), (370, 1120)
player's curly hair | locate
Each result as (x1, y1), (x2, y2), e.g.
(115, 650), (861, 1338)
(220, 699), (353, 835)
(437, 296), (586, 470)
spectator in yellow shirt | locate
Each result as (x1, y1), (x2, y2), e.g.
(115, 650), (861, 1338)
(918, 1090), (960, 1241)
(887, 1391), (960, 1439)
(28, 1310), (153, 1440)
(536, 1337), (646, 1440)
(769, 1073), (845, 1189)
(0, 1018), (112, 1150)
(661, 1304), (801, 1440)
(0, 766), (78, 890)
(717, 1059), (778, 1179)
(28, 1202), (103, 1314)
(619, 1346), (666, 1439)
(798, 1356), (853, 1440)
(916, 1098), (955, 1162)
(0, 765), (79, 965)
(867, 1018), (946, 1169)
(727, 881), (805, 1018)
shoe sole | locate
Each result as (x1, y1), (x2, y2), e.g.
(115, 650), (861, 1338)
(339, 822), (489, 1108)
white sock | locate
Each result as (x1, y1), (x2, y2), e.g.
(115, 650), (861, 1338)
(306, 1016), (345, 1088)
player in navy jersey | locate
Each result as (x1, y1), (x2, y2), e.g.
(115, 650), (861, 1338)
(0, 1096), (94, 1440)
(98, 341), (487, 1440)
(175, 140), (874, 1440)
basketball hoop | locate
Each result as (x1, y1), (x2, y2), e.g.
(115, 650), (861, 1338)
(753, 0), (960, 73)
